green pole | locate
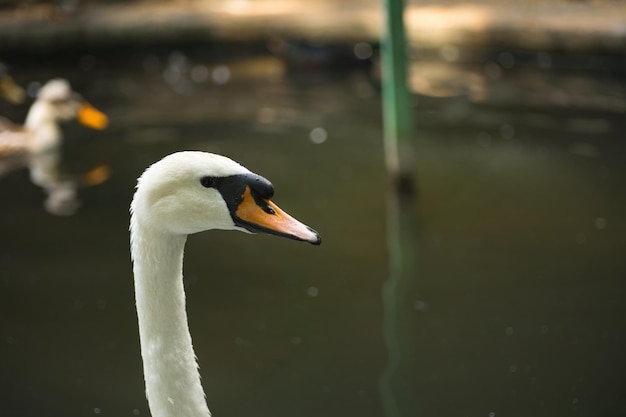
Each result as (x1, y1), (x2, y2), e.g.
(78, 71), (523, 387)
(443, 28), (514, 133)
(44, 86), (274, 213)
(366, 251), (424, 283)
(379, 0), (418, 416)
(381, 0), (415, 180)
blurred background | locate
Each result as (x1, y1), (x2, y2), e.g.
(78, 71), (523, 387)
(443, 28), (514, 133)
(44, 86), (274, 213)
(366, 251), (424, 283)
(1, 1), (625, 416)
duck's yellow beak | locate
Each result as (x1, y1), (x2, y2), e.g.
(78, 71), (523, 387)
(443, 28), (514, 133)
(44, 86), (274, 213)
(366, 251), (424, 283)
(77, 103), (109, 130)
(235, 186), (321, 245)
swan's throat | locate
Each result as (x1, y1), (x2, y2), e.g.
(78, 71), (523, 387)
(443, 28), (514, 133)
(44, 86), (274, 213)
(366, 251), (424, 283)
(131, 227), (211, 417)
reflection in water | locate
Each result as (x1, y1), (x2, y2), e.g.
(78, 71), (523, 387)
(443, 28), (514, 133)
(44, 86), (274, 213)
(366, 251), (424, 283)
(380, 181), (420, 417)
(29, 150), (81, 215)
(28, 151), (110, 216)
(0, 78), (109, 215)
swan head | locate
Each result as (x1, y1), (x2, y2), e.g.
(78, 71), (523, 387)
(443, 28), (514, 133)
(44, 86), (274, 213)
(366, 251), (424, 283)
(131, 151), (321, 244)
(25, 79), (108, 130)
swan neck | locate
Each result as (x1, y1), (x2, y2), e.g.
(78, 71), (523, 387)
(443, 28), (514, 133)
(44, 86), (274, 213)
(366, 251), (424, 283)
(131, 225), (211, 417)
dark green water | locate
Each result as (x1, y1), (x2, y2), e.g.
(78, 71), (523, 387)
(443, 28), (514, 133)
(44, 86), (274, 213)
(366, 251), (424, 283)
(1, 48), (625, 417)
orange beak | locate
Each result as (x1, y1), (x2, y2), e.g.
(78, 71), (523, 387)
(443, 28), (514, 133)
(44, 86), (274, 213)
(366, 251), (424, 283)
(80, 164), (112, 187)
(77, 103), (109, 130)
(234, 186), (321, 245)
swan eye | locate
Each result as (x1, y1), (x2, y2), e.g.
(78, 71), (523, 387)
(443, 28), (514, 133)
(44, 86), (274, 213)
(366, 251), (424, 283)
(200, 176), (216, 188)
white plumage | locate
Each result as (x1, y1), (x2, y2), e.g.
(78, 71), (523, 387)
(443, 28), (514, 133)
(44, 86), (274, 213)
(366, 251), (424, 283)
(130, 151), (320, 417)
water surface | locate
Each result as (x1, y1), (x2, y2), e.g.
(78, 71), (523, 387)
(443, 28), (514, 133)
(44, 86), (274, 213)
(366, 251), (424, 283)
(1, 48), (625, 417)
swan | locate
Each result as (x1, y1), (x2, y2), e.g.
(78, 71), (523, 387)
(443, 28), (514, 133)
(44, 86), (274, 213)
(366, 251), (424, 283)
(130, 151), (321, 417)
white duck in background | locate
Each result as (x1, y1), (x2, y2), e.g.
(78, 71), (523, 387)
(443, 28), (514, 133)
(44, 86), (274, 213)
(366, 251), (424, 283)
(130, 151), (320, 417)
(0, 78), (108, 156)
(0, 78), (109, 215)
